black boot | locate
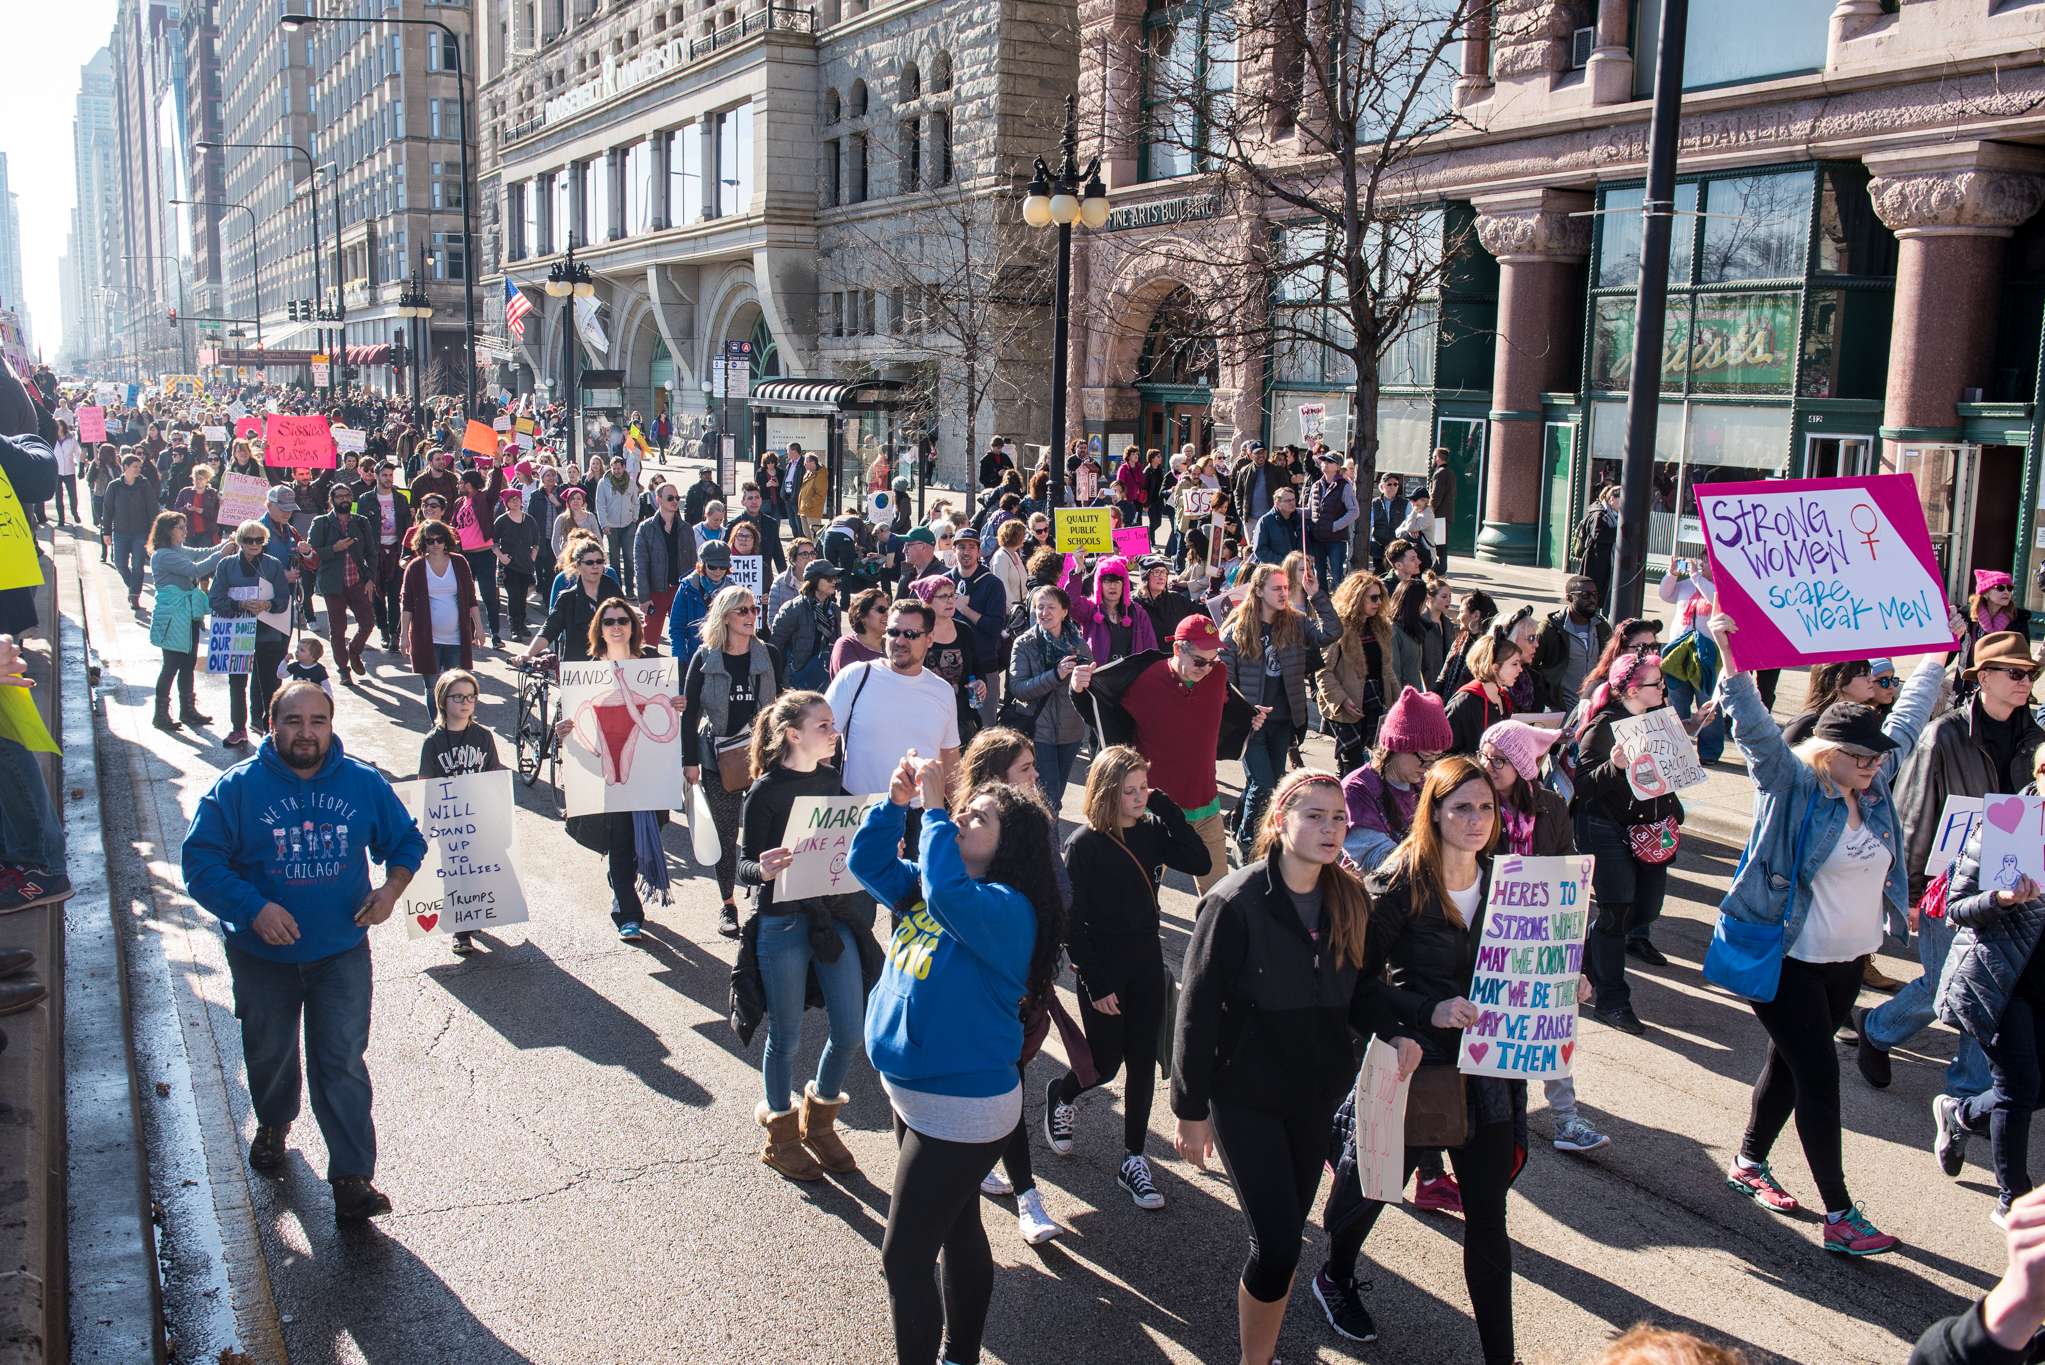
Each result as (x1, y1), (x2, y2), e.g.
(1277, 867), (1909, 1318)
(153, 703), (182, 733)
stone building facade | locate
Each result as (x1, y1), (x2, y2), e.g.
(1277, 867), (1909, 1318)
(1070, 0), (2045, 602)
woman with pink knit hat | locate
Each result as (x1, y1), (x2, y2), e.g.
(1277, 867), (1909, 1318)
(1959, 569), (2032, 684)
(1478, 719), (1612, 1153)
(1061, 553), (1158, 665)
(1341, 684), (1451, 873)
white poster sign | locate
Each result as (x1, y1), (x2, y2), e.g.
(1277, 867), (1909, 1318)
(1458, 854), (1595, 1079)
(777, 794), (890, 901)
(1975, 795), (2045, 895)
(729, 553), (764, 598)
(1925, 796), (1986, 878)
(1182, 485), (1217, 518)
(1298, 402), (1326, 440)
(1352, 1036), (1410, 1203)
(1611, 707), (1708, 800)
(558, 656), (688, 818)
(332, 427), (367, 455)
(202, 425), (229, 443)
(393, 770), (530, 938)
(217, 471), (271, 527)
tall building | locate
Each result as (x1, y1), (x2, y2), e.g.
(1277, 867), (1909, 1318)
(58, 234), (81, 369)
(0, 154), (26, 352)
(109, 0), (191, 377)
(72, 49), (122, 371)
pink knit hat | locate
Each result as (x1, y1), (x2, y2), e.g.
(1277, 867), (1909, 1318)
(907, 573), (954, 603)
(1095, 555), (1130, 583)
(1976, 568), (2014, 594)
(1378, 686), (1452, 753)
(1480, 720), (1563, 785)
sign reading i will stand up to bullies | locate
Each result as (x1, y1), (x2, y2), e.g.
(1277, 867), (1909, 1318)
(1457, 855), (1594, 1080)
(1694, 474), (1957, 671)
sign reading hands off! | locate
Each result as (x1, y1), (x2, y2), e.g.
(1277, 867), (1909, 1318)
(1695, 474), (1956, 671)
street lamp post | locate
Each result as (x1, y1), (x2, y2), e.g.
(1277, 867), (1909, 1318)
(397, 247), (433, 430)
(1020, 94), (1110, 520)
(545, 245), (595, 466)
(170, 198), (264, 350)
(282, 10), (477, 419)
(195, 138), (331, 392)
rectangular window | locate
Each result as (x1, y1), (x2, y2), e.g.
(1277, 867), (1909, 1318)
(1699, 173), (1811, 283)
(714, 103), (752, 218)
(568, 161), (587, 246)
(1595, 183), (1698, 289)
(430, 98), (442, 138)
(624, 141), (651, 236)
(934, 112), (952, 185)
(669, 126), (702, 226)
(862, 290), (876, 335)
(432, 179), (444, 209)
(442, 32), (460, 72)
(851, 132), (867, 204)
(428, 33), (441, 70)
(825, 140), (840, 207)
(889, 286), (905, 333)
(590, 155), (612, 240)
(902, 118), (920, 193)
(537, 172), (555, 253)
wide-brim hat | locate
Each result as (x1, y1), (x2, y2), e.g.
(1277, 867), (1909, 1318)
(1964, 631), (2038, 682)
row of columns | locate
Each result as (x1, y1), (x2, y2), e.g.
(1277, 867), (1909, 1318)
(1471, 141), (2045, 564)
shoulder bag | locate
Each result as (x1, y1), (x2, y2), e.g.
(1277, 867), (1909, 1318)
(1702, 793), (1817, 1003)
(1404, 1064), (1469, 1148)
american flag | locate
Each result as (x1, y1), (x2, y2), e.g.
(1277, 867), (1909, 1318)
(504, 278), (534, 339)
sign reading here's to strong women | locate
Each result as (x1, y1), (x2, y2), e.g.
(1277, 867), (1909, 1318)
(1694, 474), (1957, 671)
(1457, 855), (1593, 1080)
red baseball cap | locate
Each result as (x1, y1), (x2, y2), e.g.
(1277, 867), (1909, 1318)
(1174, 615), (1222, 648)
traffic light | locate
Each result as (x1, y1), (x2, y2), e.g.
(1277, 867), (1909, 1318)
(287, 300), (299, 321)
(167, 308), (177, 325)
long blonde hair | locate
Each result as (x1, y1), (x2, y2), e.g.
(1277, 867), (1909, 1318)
(1252, 770), (1373, 969)
(700, 584), (758, 653)
(1388, 757), (1498, 928)
(1083, 746), (1150, 843)
(1225, 563), (1303, 662)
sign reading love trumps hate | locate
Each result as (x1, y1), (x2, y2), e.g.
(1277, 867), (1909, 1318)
(392, 770), (530, 938)
(1458, 855), (1594, 1079)
(1695, 474), (1956, 671)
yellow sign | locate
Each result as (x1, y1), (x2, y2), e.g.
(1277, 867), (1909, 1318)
(1054, 507), (1112, 553)
(0, 468), (38, 592)
(0, 687), (56, 754)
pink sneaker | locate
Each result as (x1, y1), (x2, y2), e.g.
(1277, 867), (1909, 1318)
(1414, 1174), (1463, 1214)
(1725, 1160), (1799, 1212)
(1823, 1205), (1898, 1256)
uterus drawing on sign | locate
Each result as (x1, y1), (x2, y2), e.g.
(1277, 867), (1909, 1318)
(570, 660), (680, 786)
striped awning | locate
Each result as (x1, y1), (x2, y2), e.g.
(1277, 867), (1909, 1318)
(748, 378), (910, 413)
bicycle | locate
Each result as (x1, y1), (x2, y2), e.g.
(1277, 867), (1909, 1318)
(513, 654), (564, 813)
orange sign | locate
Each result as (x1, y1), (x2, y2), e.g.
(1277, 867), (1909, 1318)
(462, 421), (500, 458)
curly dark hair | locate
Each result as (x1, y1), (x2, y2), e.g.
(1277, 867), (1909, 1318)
(970, 781), (1068, 1024)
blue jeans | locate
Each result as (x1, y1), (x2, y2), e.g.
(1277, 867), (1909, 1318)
(1234, 723), (1293, 855)
(0, 735), (64, 870)
(1663, 673), (1724, 764)
(757, 912), (867, 1113)
(423, 641), (465, 700)
(1864, 912), (1993, 1097)
(1035, 740), (1083, 813)
(112, 531), (148, 596)
(1576, 812), (1668, 1014)
(1310, 539), (1348, 592)
(226, 937), (377, 1180)
(1961, 992), (2045, 1204)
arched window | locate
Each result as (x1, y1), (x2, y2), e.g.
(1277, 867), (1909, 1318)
(1136, 287), (1219, 386)
(825, 87), (840, 123)
(848, 79), (868, 118)
(930, 51), (952, 92)
(900, 62), (920, 102)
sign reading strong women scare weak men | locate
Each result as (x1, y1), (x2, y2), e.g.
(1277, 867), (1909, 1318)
(1694, 474), (1957, 671)
(1457, 855), (1594, 1080)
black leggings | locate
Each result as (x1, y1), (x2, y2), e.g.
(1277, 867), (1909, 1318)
(1327, 1118), (1518, 1365)
(229, 639), (289, 732)
(463, 549), (502, 637)
(1210, 1098), (1337, 1304)
(1742, 953), (1863, 1213)
(156, 623), (202, 711)
(996, 1061), (1037, 1195)
(1058, 955), (1166, 1155)
(882, 1113), (1009, 1365)
(504, 569), (534, 634)
(606, 812), (644, 927)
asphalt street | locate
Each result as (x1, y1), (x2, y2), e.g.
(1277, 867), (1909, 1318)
(63, 522), (2019, 1365)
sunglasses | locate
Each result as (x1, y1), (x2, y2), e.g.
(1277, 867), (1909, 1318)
(600, 616), (633, 627)
(885, 627), (925, 640)
(1183, 653), (1218, 670)
(1872, 676), (1899, 690)
(730, 606), (758, 617)
(578, 557), (606, 567)
(238, 536), (265, 545)
(1983, 665), (2037, 683)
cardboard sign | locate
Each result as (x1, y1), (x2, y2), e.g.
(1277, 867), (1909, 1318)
(1611, 707), (1708, 800)
(332, 427), (367, 455)
(1182, 486), (1217, 518)
(558, 656), (688, 818)
(1695, 474), (1956, 670)
(1975, 795), (2045, 895)
(1113, 526), (1151, 561)
(264, 414), (337, 469)
(393, 770), (530, 939)
(1054, 507), (1112, 553)
(202, 424), (229, 443)
(0, 469), (37, 593)
(729, 553), (764, 598)
(205, 618), (258, 674)
(777, 793), (890, 901)
(227, 401), (248, 420)
(217, 471), (270, 528)
(75, 407), (106, 443)
(1925, 796), (1986, 878)
(1352, 1036), (1410, 1203)
(462, 420), (499, 458)
(1458, 855), (1594, 1079)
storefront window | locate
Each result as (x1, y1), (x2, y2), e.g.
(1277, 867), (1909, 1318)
(1595, 184), (1696, 290)
(1378, 303), (1437, 388)
(1799, 287), (1892, 399)
(1590, 296), (1689, 394)
(1815, 167), (1897, 277)
(1684, 292), (1796, 396)
(1699, 173), (1811, 283)
(1376, 397), (1433, 475)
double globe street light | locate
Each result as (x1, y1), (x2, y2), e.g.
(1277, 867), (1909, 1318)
(396, 259), (433, 429)
(545, 246), (596, 464)
(1020, 94), (1109, 517)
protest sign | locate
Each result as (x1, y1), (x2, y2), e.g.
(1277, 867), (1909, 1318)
(234, 416), (263, 441)
(1204, 581), (1247, 624)
(1054, 507), (1112, 553)
(1975, 795), (2045, 894)
(558, 656), (687, 818)
(393, 770), (530, 938)
(263, 414), (337, 469)
(1182, 486), (1217, 518)
(1925, 796), (1986, 878)
(332, 427), (366, 456)
(1076, 464), (1100, 503)
(463, 420), (500, 458)
(1113, 527), (1151, 560)
(205, 618), (258, 674)
(217, 471), (270, 527)
(493, 416), (512, 433)
(515, 417), (534, 436)
(1352, 1036), (1410, 1203)
(227, 400), (248, 420)
(1610, 707), (1709, 800)
(202, 424), (229, 443)
(1695, 474), (1955, 670)
(0, 686), (56, 754)
(1458, 854), (1594, 1079)
(1299, 402), (1326, 440)
(75, 407), (106, 443)
(0, 470), (36, 593)
(729, 554), (764, 598)
(777, 794), (890, 901)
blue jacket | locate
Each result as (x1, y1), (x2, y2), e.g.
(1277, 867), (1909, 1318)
(1252, 507), (1307, 565)
(1936, 789), (2045, 1044)
(207, 549), (295, 645)
(667, 569), (723, 659)
(850, 801), (1036, 1098)
(182, 735), (427, 963)
(1718, 660), (1941, 953)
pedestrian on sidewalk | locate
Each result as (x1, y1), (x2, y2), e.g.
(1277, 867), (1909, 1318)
(735, 691), (873, 1181)
(209, 520), (295, 748)
(1710, 606), (1951, 1256)
(146, 511), (231, 733)
(1531, 576), (1611, 713)
(100, 453), (158, 611)
(850, 755), (1060, 1365)
(180, 681), (426, 1222)
(0, 634), (73, 917)
(416, 669), (502, 956)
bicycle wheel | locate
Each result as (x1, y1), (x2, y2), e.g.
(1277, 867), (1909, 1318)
(514, 680), (543, 786)
(546, 723), (566, 817)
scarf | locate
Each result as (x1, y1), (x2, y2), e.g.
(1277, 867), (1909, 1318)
(634, 810), (672, 906)
(1982, 609), (2013, 636)
(1032, 619), (1086, 670)
(1501, 804), (1536, 856)
(609, 472), (630, 494)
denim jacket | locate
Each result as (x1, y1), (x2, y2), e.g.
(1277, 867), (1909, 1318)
(1718, 658), (1942, 951)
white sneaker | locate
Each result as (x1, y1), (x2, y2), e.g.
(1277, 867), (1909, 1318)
(980, 1168), (1013, 1197)
(1119, 1153), (1165, 1209)
(1016, 1187), (1063, 1244)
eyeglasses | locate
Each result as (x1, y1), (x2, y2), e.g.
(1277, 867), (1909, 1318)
(445, 691), (477, 703)
(1478, 750), (1512, 770)
(1984, 665), (2037, 684)
(1635, 679), (1666, 691)
(1849, 753), (1885, 772)
(931, 593), (957, 602)
(600, 616), (633, 627)
(885, 627), (926, 640)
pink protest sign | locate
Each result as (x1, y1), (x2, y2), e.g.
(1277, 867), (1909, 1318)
(233, 416), (264, 441)
(1112, 526), (1151, 561)
(263, 414), (337, 469)
(1694, 473), (1957, 671)
(75, 407), (106, 443)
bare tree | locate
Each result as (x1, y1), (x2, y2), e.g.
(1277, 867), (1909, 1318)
(1115, 0), (1489, 481)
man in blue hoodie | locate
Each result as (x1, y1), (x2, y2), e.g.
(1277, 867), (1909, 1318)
(181, 681), (426, 1221)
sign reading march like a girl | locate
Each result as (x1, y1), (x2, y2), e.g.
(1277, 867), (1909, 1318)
(558, 655), (688, 818)
(1695, 474), (1956, 670)
(1458, 855), (1594, 1080)
(392, 769), (530, 938)
(777, 793), (890, 901)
